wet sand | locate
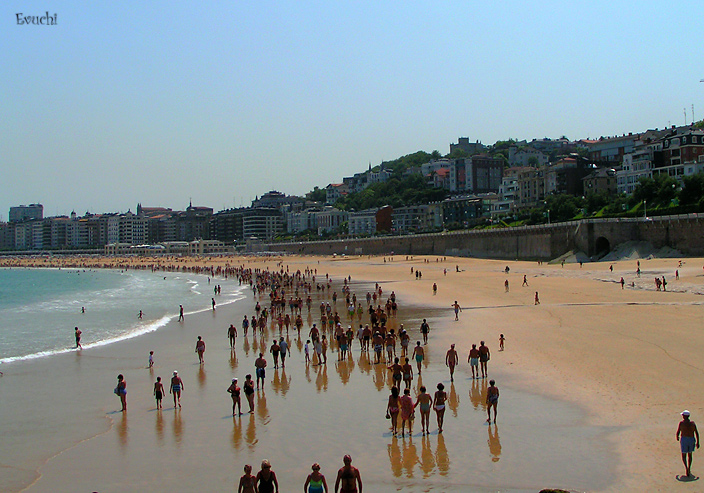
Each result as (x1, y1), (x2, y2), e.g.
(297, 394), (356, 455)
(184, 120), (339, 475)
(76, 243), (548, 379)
(1, 255), (702, 491)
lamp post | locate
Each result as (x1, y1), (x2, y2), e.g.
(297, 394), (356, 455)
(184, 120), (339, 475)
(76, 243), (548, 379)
(643, 200), (647, 219)
(547, 209), (551, 224)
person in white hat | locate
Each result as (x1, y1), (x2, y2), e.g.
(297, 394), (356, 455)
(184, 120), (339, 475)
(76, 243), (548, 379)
(170, 371), (183, 408)
(227, 377), (241, 415)
(677, 410), (700, 477)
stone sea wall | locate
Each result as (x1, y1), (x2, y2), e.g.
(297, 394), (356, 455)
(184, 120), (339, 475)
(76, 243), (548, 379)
(265, 214), (704, 260)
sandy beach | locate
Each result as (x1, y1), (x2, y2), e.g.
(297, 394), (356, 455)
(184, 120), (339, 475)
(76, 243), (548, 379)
(1, 253), (703, 492)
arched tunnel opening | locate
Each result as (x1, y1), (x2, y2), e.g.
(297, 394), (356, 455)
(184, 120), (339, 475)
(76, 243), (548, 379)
(594, 236), (611, 257)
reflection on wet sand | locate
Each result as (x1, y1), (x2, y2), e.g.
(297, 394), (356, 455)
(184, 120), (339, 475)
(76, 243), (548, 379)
(172, 409), (183, 446)
(245, 413), (257, 450)
(435, 433), (449, 475)
(197, 366), (206, 391)
(314, 364), (328, 393)
(256, 390), (269, 424)
(229, 349), (237, 370)
(155, 410), (164, 446)
(335, 358), (354, 385)
(242, 337), (250, 357)
(487, 424), (501, 462)
(419, 434), (435, 478)
(469, 378), (487, 411)
(448, 383), (459, 417)
(271, 369), (291, 396)
(116, 413), (128, 450)
(231, 415), (242, 451)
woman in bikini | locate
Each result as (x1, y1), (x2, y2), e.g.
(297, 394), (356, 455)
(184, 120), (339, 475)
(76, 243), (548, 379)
(170, 371), (183, 408)
(228, 378), (241, 416)
(243, 374), (255, 413)
(303, 462), (328, 493)
(386, 386), (400, 436)
(433, 382), (447, 433)
(237, 464), (257, 493)
(414, 386), (432, 435)
(486, 379), (500, 423)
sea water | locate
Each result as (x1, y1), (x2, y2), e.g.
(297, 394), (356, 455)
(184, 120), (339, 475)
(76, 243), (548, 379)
(0, 268), (245, 363)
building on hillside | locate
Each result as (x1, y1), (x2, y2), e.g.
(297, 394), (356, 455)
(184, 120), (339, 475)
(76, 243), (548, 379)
(450, 137), (485, 155)
(508, 146), (549, 167)
(467, 155), (504, 193)
(286, 208), (321, 234)
(9, 204), (43, 223)
(441, 196), (484, 227)
(582, 168), (618, 196)
(210, 208), (246, 243)
(545, 157), (591, 196)
(392, 204), (442, 233)
(660, 127), (704, 168)
(242, 208), (283, 240)
(618, 139), (664, 194)
(252, 191), (304, 212)
(316, 207), (349, 235)
(493, 167), (531, 217)
(326, 184), (349, 205)
(586, 134), (639, 163)
(529, 138), (570, 154)
(348, 209), (378, 236)
(517, 167), (546, 210)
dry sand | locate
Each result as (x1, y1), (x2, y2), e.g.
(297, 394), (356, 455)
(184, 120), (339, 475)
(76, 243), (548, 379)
(1, 254), (703, 491)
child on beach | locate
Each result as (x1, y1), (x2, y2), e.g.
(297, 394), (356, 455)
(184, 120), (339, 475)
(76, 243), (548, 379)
(153, 377), (164, 409)
(148, 351), (154, 368)
(305, 340), (311, 364)
(499, 334), (505, 351)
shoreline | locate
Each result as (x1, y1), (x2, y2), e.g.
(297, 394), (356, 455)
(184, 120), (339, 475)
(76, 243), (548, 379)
(1, 254), (702, 491)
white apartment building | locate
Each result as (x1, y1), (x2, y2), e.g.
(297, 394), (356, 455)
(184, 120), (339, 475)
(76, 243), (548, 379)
(316, 207), (348, 235)
(348, 209), (377, 236)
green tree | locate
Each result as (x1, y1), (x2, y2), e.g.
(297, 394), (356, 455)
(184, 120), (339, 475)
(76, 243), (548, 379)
(307, 186), (326, 203)
(680, 173), (704, 206)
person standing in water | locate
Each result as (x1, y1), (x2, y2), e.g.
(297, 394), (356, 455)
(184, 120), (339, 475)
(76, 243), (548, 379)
(178, 305), (184, 322)
(228, 378), (241, 416)
(74, 327), (82, 349)
(335, 455), (362, 493)
(228, 324), (238, 348)
(412, 341), (425, 375)
(451, 301), (462, 321)
(115, 374), (127, 412)
(303, 463), (329, 493)
(414, 386), (432, 435)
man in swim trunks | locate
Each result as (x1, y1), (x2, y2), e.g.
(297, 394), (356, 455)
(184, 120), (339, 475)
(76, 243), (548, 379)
(335, 455), (362, 493)
(170, 370), (183, 408)
(677, 410), (700, 477)
(255, 353), (267, 389)
(412, 341), (424, 375)
(74, 327), (82, 349)
(468, 343), (480, 379)
(478, 340), (490, 378)
(445, 344), (458, 382)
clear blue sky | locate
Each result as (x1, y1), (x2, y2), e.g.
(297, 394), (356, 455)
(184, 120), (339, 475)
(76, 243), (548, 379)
(2, 1), (702, 219)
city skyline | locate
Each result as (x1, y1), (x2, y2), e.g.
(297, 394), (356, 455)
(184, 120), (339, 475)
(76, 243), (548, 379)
(2, 2), (703, 220)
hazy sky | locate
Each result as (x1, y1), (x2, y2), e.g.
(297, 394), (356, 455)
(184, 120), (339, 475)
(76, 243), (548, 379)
(2, 2), (702, 219)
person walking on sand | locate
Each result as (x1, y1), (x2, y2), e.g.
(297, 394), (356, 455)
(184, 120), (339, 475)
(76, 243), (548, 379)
(386, 386), (401, 436)
(153, 376), (164, 409)
(412, 341), (424, 375)
(170, 370), (183, 408)
(451, 301), (462, 321)
(433, 383), (447, 433)
(304, 462), (329, 493)
(504, 279), (509, 292)
(178, 304), (184, 322)
(74, 327), (82, 349)
(335, 455), (362, 493)
(414, 386), (432, 435)
(522, 275), (528, 287)
(534, 291), (540, 305)
(238, 464), (257, 493)
(279, 337), (288, 368)
(399, 387), (414, 437)
(228, 378), (241, 415)
(677, 410), (700, 477)
(256, 459), (279, 493)
(149, 350), (154, 368)
(115, 374), (127, 412)
(420, 319), (430, 345)
(244, 374), (255, 413)
(270, 340), (281, 369)
(212, 297), (216, 311)
(228, 324), (238, 348)
(195, 336), (206, 364)
(445, 344), (459, 382)
(478, 341), (490, 378)
(468, 344), (480, 379)
(486, 379), (499, 423)
(255, 353), (267, 389)
(499, 334), (505, 351)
